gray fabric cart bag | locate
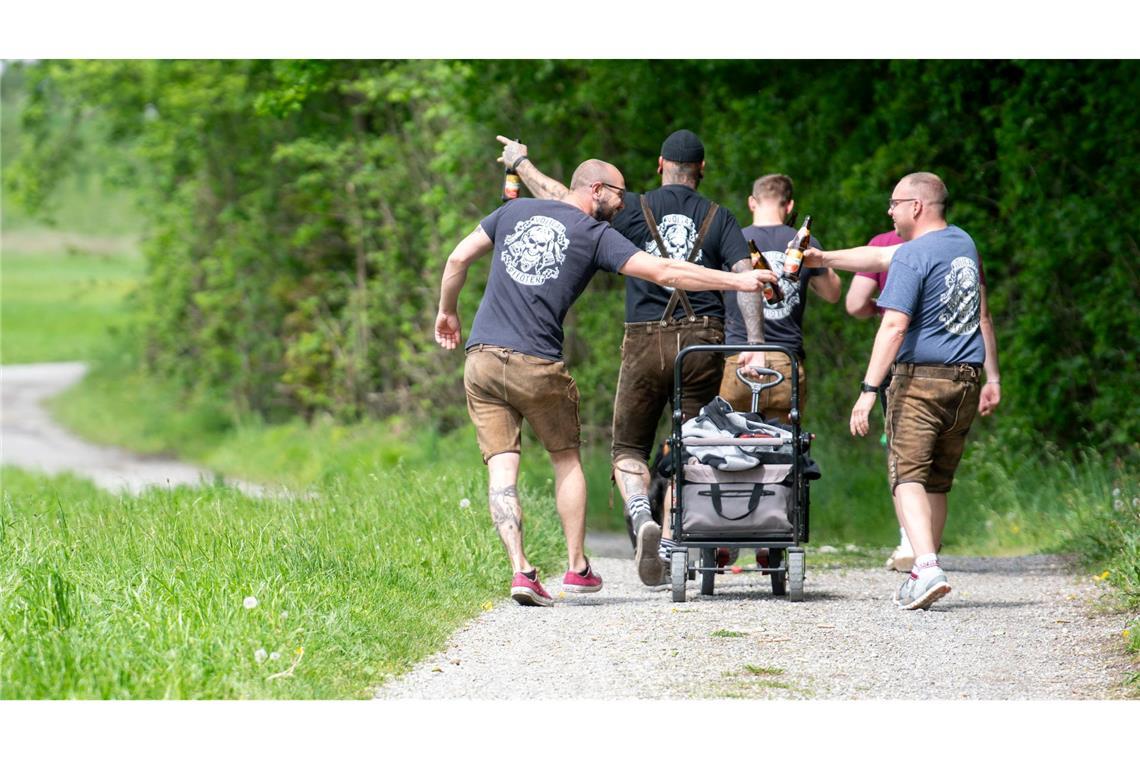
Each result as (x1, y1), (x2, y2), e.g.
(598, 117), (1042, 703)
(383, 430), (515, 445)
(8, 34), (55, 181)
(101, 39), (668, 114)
(681, 462), (794, 536)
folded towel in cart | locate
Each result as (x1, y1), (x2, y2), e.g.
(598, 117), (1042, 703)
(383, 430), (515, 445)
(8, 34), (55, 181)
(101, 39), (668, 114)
(682, 396), (793, 471)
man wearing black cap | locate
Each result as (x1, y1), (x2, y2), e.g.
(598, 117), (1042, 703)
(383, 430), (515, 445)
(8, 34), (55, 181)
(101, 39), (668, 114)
(498, 131), (766, 586)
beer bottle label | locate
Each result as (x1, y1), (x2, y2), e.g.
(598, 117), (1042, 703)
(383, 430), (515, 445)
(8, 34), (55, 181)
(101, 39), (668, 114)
(502, 171), (521, 201)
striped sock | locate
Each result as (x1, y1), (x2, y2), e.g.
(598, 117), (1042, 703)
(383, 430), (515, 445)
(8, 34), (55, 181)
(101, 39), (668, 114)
(626, 494), (651, 519)
(658, 537), (678, 562)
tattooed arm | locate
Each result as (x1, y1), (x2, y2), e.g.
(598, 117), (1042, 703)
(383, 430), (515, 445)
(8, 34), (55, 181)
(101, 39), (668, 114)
(496, 135), (569, 200)
(732, 257), (767, 370)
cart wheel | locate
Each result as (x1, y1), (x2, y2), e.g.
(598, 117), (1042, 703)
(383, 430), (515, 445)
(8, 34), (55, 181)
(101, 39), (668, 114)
(769, 548), (787, 596)
(700, 548), (716, 596)
(788, 548), (805, 602)
(670, 549), (687, 603)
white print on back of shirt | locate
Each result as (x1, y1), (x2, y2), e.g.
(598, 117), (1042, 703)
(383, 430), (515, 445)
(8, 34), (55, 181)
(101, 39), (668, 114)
(645, 214), (701, 292)
(760, 249), (801, 321)
(502, 215), (570, 286)
(938, 256), (981, 335)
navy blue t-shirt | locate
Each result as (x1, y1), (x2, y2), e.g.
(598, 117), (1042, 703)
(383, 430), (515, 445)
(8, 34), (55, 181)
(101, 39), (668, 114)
(877, 225), (985, 365)
(467, 199), (639, 360)
(609, 185), (750, 323)
(723, 224), (825, 359)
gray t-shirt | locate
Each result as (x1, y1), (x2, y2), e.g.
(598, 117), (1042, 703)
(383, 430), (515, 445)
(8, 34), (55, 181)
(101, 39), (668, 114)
(467, 199), (639, 360)
(877, 225), (985, 365)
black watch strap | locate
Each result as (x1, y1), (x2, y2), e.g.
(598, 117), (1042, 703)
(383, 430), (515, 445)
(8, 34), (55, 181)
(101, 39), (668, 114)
(860, 382), (879, 394)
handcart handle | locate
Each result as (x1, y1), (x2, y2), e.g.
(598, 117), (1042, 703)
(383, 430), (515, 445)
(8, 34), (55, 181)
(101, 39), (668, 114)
(736, 366), (784, 395)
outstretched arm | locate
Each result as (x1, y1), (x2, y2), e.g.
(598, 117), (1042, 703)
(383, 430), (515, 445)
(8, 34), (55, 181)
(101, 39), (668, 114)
(731, 257), (766, 370)
(496, 136), (569, 200)
(804, 244), (900, 273)
(619, 251), (774, 293)
(435, 226), (494, 350)
(978, 284), (1002, 416)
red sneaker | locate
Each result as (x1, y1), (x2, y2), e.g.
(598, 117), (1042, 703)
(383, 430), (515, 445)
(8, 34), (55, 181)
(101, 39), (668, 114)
(756, 548), (770, 568)
(510, 572), (554, 607)
(562, 563), (603, 594)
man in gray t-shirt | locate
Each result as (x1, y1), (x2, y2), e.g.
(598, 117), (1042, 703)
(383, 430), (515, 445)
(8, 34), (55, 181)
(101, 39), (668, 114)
(803, 172), (999, 612)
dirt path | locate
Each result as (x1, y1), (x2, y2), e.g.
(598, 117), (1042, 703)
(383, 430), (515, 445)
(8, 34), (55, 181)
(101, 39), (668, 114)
(0, 362), (259, 495)
(376, 538), (1132, 700)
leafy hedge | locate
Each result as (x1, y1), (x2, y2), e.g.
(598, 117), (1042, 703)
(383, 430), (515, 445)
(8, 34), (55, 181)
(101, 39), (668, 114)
(6, 60), (1138, 449)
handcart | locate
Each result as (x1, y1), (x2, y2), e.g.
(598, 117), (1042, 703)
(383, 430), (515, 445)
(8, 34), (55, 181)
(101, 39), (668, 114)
(666, 344), (818, 603)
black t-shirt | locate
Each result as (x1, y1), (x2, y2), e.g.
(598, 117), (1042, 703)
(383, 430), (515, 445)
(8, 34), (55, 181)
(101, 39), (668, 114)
(723, 224), (825, 359)
(467, 198), (639, 360)
(609, 184), (749, 323)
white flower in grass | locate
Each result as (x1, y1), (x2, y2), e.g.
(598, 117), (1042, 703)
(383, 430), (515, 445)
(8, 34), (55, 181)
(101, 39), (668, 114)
(254, 648), (268, 664)
(1112, 488), (1121, 497)
(269, 651), (281, 661)
(243, 596), (258, 609)
(459, 498), (471, 509)
(1115, 500), (1125, 511)
(280, 611), (289, 619)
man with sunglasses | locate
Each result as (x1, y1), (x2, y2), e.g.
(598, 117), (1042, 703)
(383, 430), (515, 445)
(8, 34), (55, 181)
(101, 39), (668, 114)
(804, 172), (1000, 611)
(436, 157), (774, 606)
(498, 131), (766, 587)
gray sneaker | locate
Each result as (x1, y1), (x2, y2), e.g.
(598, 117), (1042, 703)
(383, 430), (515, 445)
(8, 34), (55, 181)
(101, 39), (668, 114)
(896, 570), (951, 610)
(632, 511), (664, 586)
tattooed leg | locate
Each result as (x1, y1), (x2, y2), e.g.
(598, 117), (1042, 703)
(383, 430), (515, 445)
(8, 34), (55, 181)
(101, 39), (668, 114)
(487, 453), (529, 574)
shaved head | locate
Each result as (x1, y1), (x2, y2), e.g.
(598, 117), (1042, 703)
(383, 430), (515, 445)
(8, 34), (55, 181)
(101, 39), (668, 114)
(899, 172), (948, 213)
(570, 159), (622, 190)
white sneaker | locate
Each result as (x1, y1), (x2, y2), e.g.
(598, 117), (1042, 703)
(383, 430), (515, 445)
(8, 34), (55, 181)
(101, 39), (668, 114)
(885, 545), (915, 573)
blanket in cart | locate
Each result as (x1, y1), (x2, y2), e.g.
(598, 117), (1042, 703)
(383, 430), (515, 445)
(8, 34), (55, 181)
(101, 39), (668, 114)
(681, 396), (792, 471)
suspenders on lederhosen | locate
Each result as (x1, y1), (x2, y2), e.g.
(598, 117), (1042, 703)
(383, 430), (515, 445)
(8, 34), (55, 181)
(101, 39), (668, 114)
(639, 195), (720, 326)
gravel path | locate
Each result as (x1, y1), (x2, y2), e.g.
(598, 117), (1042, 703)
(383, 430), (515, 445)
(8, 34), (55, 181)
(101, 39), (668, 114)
(376, 536), (1131, 700)
(1, 362), (261, 495)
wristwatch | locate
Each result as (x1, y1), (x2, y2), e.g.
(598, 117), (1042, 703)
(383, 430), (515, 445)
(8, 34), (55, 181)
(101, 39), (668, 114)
(860, 382), (879, 394)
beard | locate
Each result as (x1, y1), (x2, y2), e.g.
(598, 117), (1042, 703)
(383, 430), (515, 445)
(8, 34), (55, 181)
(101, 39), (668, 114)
(593, 198), (619, 222)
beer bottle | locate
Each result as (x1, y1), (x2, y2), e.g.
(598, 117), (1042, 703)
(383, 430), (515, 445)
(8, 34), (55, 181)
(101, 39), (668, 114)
(783, 215), (812, 282)
(748, 240), (784, 305)
(501, 165), (521, 203)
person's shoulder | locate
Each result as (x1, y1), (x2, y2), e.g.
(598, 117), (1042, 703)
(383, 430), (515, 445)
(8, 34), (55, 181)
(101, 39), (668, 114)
(868, 230), (903, 247)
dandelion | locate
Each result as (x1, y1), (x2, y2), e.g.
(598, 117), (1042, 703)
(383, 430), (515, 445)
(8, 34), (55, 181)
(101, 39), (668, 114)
(269, 651), (281, 661)
(280, 610), (289, 619)
(1124, 629), (1132, 640)
(295, 646), (304, 656)
(1115, 500), (1125, 511)
(1095, 570), (1111, 581)
(481, 601), (493, 611)
(254, 648), (268, 664)
(243, 596), (258, 609)
(459, 498), (471, 509)
(1112, 487), (1121, 497)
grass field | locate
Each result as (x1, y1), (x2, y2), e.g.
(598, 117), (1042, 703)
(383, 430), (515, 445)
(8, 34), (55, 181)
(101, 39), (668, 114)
(0, 247), (142, 364)
(0, 463), (566, 699)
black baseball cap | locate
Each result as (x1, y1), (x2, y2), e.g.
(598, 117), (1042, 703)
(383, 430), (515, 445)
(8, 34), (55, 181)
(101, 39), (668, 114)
(660, 129), (704, 163)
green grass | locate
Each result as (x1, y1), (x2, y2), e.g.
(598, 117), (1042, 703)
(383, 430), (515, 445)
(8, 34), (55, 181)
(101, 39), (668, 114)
(0, 462), (565, 699)
(0, 249), (142, 364)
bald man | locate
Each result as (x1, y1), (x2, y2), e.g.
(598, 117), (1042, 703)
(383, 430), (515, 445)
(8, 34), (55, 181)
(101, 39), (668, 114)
(436, 158), (774, 607)
(804, 172), (997, 611)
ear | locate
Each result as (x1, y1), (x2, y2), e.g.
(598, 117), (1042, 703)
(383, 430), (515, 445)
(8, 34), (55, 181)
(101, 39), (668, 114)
(747, 195), (757, 213)
(657, 156), (664, 175)
(787, 199), (796, 215)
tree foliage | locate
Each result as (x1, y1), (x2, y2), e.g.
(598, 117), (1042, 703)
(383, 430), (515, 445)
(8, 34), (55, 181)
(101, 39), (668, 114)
(5, 60), (1138, 448)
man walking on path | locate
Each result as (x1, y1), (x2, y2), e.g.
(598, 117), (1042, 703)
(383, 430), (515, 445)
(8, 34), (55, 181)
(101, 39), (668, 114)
(804, 172), (998, 610)
(845, 230), (1002, 573)
(436, 157), (774, 606)
(720, 173), (840, 420)
(499, 131), (767, 587)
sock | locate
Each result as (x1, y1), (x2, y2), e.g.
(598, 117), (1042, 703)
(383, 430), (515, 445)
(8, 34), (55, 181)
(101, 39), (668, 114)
(626, 494), (651, 518)
(522, 569), (538, 582)
(914, 553), (941, 582)
(658, 537), (678, 562)
(899, 527), (913, 552)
